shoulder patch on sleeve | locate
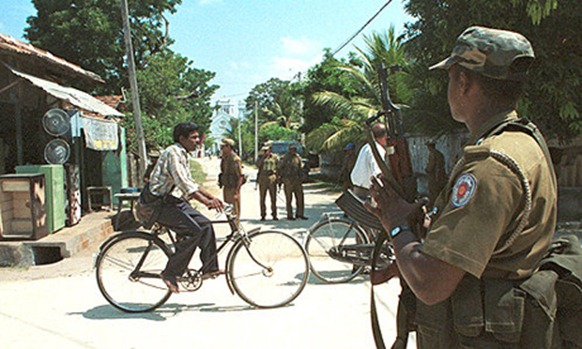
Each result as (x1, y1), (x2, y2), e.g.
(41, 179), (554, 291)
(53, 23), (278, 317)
(451, 173), (477, 207)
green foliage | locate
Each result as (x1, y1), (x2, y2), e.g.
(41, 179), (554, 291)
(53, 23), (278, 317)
(259, 123), (299, 143)
(26, 0), (221, 152)
(189, 157), (206, 184)
(298, 50), (362, 133)
(119, 50), (218, 153)
(305, 28), (413, 153)
(402, 0), (582, 141)
(25, 0), (182, 94)
(245, 78), (292, 116)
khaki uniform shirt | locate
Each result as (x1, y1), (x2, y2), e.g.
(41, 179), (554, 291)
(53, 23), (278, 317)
(220, 152), (243, 189)
(421, 110), (557, 280)
(278, 152), (303, 182)
(257, 154), (279, 180)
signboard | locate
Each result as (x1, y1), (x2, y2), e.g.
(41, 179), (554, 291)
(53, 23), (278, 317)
(82, 117), (119, 151)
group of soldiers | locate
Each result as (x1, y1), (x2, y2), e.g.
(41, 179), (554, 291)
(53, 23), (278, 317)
(218, 139), (307, 222)
(221, 134), (446, 222)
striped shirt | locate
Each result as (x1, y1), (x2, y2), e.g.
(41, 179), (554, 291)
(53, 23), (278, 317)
(149, 143), (199, 198)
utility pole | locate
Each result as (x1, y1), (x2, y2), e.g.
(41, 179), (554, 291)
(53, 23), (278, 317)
(254, 100), (258, 162)
(237, 103), (242, 156)
(120, 0), (147, 182)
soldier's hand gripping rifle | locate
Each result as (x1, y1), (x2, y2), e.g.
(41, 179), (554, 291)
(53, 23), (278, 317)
(368, 64), (415, 349)
(365, 64), (408, 200)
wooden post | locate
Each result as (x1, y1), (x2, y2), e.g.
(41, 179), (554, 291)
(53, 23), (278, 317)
(120, 0), (147, 182)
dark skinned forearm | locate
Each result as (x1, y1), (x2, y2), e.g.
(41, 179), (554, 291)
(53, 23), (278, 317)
(391, 231), (465, 305)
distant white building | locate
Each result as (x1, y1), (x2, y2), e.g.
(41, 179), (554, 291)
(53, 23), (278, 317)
(208, 99), (247, 155)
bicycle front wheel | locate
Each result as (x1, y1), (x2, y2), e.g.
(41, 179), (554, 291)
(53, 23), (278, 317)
(305, 218), (369, 283)
(95, 231), (172, 313)
(228, 230), (309, 308)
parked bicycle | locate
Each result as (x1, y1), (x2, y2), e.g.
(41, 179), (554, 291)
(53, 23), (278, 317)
(303, 210), (393, 284)
(95, 205), (309, 312)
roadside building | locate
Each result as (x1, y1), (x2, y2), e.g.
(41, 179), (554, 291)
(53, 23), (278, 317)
(0, 33), (125, 240)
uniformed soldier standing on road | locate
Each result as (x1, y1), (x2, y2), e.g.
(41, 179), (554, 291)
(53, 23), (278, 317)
(367, 26), (558, 348)
(256, 145), (279, 221)
(220, 138), (243, 223)
(278, 144), (307, 220)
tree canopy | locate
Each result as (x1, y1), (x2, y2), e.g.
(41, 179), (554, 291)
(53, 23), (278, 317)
(26, 0), (182, 94)
(25, 0), (219, 152)
(402, 0), (582, 141)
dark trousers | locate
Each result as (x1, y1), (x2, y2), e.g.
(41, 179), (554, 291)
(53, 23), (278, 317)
(156, 200), (218, 277)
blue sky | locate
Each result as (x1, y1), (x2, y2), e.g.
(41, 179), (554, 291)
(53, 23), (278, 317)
(1, 0), (413, 103)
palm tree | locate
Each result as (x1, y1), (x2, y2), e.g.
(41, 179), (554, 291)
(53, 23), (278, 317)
(306, 27), (413, 153)
(261, 92), (303, 130)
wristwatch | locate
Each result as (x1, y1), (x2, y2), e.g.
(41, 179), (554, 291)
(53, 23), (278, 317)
(390, 225), (410, 239)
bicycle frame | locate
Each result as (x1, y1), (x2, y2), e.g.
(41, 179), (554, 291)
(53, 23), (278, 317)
(306, 213), (392, 269)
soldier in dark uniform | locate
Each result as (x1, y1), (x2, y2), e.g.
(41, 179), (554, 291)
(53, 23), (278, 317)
(339, 142), (357, 192)
(424, 141), (447, 204)
(278, 144), (307, 220)
(256, 145), (279, 221)
(367, 26), (558, 348)
(219, 138), (243, 223)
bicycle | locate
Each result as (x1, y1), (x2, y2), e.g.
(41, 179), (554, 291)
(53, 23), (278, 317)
(94, 205), (310, 312)
(304, 210), (393, 284)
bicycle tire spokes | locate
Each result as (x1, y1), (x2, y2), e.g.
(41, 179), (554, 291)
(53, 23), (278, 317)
(229, 230), (309, 308)
(305, 218), (370, 283)
(241, 237), (272, 271)
(96, 232), (172, 313)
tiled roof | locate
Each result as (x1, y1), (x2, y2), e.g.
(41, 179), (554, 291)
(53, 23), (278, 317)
(0, 32), (103, 83)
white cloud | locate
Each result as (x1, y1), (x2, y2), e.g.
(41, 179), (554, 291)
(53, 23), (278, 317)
(214, 36), (323, 99)
(268, 36), (323, 80)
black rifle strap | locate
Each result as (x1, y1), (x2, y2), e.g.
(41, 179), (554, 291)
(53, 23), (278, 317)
(370, 231), (390, 349)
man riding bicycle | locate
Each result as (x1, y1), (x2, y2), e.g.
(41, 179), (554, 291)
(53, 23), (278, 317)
(146, 122), (225, 293)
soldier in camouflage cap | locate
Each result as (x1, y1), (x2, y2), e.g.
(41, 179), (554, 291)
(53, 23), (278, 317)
(430, 26), (535, 81)
(367, 26), (558, 348)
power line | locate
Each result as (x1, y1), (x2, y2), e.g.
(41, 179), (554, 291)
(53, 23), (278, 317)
(218, 1), (394, 100)
(331, 0), (393, 57)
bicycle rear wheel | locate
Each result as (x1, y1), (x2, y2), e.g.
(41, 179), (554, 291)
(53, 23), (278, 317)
(305, 218), (369, 283)
(95, 231), (172, 312)
(228, 230), (309, 308)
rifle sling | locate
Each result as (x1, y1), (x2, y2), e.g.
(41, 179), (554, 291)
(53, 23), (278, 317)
(370, 231), (390, 349)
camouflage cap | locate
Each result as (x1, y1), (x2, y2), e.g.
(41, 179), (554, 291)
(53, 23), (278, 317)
(221, 138), (235, 148)
(430, 26), (535, 81)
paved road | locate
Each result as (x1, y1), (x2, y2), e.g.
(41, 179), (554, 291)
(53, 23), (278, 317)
(0, 156), (414, 349)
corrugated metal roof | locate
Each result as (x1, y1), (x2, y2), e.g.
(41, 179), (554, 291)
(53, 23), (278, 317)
(0, 33), (103, 83)
(6, 64), (123, 117)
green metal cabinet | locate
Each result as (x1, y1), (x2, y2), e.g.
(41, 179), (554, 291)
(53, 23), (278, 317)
(16, 164), (65, 233)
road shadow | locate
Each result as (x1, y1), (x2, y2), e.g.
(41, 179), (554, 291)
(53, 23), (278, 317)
(306, 270), (368, 285)
(77, 300), (280, 320)
(76, 301), (234, 321)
